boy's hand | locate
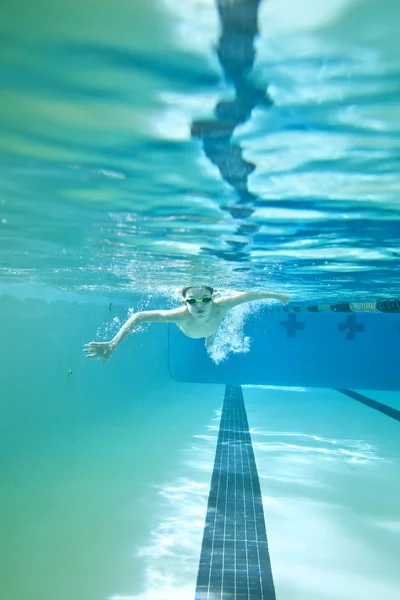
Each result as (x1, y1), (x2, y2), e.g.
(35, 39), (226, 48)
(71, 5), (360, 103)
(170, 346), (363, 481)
(83, 341), (115, 363)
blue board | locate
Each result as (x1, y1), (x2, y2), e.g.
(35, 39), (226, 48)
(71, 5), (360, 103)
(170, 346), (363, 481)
(168, 310), (400, 390)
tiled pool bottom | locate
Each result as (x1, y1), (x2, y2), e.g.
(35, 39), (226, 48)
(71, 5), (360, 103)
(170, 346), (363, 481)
(124, 385), (400, 600)
(245, 387), (400, 600)
(3, 383), (399, 600)
(195, 385), (275, 599)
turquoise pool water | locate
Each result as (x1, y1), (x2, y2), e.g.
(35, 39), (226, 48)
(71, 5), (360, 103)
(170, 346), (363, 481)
(1, 0), (400, 298)
(1, 0), (399, 598)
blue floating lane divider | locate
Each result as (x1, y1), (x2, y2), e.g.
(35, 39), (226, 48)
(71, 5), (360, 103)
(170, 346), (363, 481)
(195, 385), (275, 600)
(336, 389), (400, 422)
(282, 298), (400, 314)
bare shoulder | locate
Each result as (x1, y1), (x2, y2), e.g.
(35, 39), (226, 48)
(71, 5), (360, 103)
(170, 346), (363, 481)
(213, 295), (240, 309)
(157, 306), (187, 322)
(139, 306), (188, 324)
(213, 296), (229, 305)
(212, 297), (232, 313)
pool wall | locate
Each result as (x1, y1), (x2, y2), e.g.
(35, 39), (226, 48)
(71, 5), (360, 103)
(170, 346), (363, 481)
(168, 308), (400, 390)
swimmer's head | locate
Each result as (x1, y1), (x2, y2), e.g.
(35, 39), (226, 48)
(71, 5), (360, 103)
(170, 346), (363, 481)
(182, 286), (214, 317)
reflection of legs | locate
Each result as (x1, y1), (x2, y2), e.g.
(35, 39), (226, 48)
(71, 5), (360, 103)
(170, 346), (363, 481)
(205, 333), (216, 349)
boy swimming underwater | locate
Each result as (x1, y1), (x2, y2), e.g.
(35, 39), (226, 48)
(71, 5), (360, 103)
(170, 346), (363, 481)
(84, 286), (289, 363)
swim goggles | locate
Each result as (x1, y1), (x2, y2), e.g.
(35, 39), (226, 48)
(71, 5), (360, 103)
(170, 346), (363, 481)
(184, 296), (213, 305)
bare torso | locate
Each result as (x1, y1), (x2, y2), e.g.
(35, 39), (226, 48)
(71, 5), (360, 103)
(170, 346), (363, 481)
(174, 301), (228, 339)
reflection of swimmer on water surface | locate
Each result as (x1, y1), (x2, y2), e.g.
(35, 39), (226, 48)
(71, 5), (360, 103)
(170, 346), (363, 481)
(84, 286), (290, 363)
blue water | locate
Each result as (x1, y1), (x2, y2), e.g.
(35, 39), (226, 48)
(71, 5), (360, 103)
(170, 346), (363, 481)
(1, 0), (400, 599)
(1, 0), (400, 299)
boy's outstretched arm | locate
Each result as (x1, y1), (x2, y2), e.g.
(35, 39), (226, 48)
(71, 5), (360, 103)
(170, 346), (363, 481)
(216, 291), (290, 311)
(84, 307), (184, 363)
